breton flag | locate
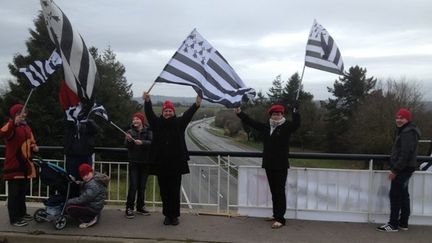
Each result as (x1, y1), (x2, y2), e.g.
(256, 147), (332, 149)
(155, 29), (256, 108)
(19, 50), (62, 88)
(65, 104), (82, 125)
(89, 103), (109, 122)
(305, 20), (344, 75)
(40, 0), (98, 105)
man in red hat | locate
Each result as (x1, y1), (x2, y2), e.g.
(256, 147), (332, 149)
(0, 104), (39, 227)
(377, 108), (420, 232)
(143, 91), (201, 226)
(124, 112), (152, 219)
(235, 103), (300, 229)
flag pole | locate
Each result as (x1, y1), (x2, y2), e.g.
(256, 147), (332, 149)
(147, 82), (156, 94)
(21, 89), (35, 115)
(296, 65), (306, 100)
(110, 121), (128, 135)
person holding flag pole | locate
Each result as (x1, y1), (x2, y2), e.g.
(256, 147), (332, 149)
(142, 88), (201, 226)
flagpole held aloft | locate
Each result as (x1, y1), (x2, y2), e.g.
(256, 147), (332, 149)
(296, 65), (306, 101)
(21, 89), (35, 115)
(110, 121), (128, 136)
(147, 82), (156, 94)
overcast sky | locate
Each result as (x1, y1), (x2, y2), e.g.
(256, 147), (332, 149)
(1, 0), (431, 100)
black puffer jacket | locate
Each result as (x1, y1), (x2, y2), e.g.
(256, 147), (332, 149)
(125, 125), (152, 163)
(390, 122), (421, 173)
(144, 100), (199, 175)
(237, 111), (300, 169)
(67, 172), (109, 213)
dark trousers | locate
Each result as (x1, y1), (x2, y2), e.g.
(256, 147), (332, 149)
(126, 163), (150, 210)
(65, 155), (93, 197)
(389, 172), (412, 227)
(157, 173), (182, 218)
(265, 169), (288, 225)
(66, 204), (98, 223)
(7, 179), (28, 224)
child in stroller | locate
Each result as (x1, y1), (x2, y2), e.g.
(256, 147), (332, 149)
(32, 157), (75, 230)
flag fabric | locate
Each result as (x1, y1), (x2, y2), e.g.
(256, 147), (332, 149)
(19, 50), (62, 88)
(40, 0), (98, 104)
(65, 104), (82, 125)
(89, 104), (109, 122)
(155, 29), (256, 108)
(305, 20), (344, 75)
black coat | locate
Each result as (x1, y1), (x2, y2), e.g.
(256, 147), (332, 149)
(237, 111), (300, 169)
(144, 100), (199, 175)
(390, 122), (421, 173)
(125, 124), (152, 163)
(64, 119), (97, 156)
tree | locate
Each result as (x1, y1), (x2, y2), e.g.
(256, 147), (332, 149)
(323, 65), (377, 152)
(1, 13), (138, 149)
(267, 74), (283, 104)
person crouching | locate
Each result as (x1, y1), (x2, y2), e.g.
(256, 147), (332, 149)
(66, 163), (109, 228)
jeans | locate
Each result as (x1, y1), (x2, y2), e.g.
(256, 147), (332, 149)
(389, 172), (412, 227)
(66, 204), (98, 223)
(265, 169), (288, 225)
(126, 163), (150, 210)
(7, 179), (28, 224)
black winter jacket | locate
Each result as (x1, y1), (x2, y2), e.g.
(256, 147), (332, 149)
(390, 122), (421, 174)
(144, 100), (199, 175)
(125, 125), (152, 163)
(64, 119), (97, 156)
(237, 111), (300, 169)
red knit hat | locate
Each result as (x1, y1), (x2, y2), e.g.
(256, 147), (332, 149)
(268, 104), (285, 114)
(396, 108), (412, 121)
(79, 163), (93, 178)
(133, 112), (146, 124)
(162, 100), (175, 113)
(9, 104), (24, 117)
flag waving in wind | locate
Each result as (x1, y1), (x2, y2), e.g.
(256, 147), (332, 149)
(19, 50), (62, 88)
(40, 0), (98, 106)
(155, 29), (255, 108)
(305, 20), (344, 75)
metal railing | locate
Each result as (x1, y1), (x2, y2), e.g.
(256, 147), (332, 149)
(1, 146), (432, 224)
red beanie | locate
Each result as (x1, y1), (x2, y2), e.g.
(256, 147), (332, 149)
(162, 100), (175, 113)
(79, 163), (93, 178)
(133, 112), (146, 124)
(268, 104), (285, 114)
(396, 108), (412, 121)
(9, 104), (24, 117)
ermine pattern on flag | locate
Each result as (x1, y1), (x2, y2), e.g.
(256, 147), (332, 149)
(19, 50), (62, 88)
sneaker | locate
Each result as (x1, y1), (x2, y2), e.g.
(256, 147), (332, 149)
(136, 208), (150, 216)
(171, 217), (179, 226)
(399, 224), (408, 231)
(376, 223), (399, 232)
(125, 208), (135, 219)
(79, 216), (98, 229)
(12, 219), (28, 227)
(22, 213), (33, 221)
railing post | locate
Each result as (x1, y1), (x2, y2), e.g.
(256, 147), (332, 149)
(227, 155), (230, 214)
(217, 155), (221, 214)
(367, 159), (374, 223)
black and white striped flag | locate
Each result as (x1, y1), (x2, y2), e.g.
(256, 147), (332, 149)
(19, 50), (62, 88)
(40, 0), (98, 103)
(305, 20), (344, 75)
(89, 104), (109, 122)
(155, 29), (256, 108)
(65, 104), (82, 125)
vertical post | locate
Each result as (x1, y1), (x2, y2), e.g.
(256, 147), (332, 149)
(117, 163), (120, 201)
(217, 155), (221, 214)
(367, 159), (374, 223)
(227, 155), (231, 214)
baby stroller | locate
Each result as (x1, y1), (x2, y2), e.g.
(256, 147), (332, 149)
(32, 156), (74, 230)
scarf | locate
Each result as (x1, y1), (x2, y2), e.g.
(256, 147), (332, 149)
(269, 117), (286, 135)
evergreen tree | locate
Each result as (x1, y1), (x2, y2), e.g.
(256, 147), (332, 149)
(1, 13), (138, 148)
(267, 74), (283, 104)
(323, 65), (377, 152)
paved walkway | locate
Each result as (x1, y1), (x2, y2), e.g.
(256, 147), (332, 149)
(0, 204), (430, 243)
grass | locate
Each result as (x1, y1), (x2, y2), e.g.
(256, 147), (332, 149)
(206, 122), (367, 169)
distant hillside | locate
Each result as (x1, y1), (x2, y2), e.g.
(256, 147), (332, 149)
(133, 95), (222, 107)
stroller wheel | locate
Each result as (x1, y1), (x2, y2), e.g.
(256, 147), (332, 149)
(34, 209), (47, 223)
(54, 215), (67, 230)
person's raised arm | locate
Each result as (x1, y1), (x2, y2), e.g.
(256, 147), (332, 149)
(143, 91), (157, 126)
